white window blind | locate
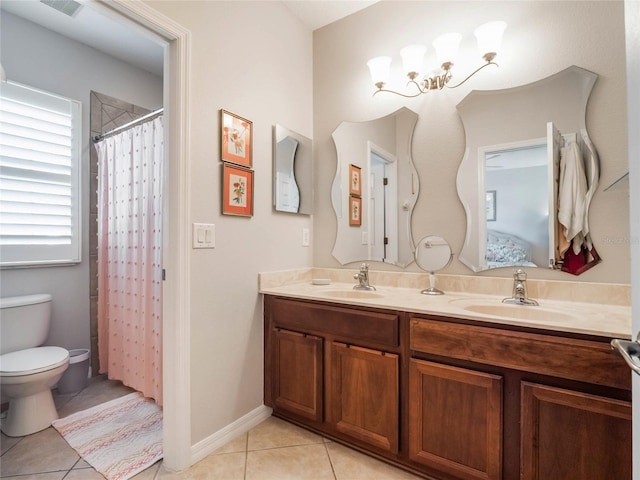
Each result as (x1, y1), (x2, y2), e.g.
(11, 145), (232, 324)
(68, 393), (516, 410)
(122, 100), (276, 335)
(0, 81), (82, 267)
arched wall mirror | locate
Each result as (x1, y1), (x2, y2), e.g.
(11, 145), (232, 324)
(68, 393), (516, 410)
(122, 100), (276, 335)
(331, 107), (419, 267)
(273, 124), (312, 215)
(456, 65), (600, 274)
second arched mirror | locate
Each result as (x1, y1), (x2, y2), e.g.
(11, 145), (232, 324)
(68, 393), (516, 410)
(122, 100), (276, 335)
(456, 66), (601, 275)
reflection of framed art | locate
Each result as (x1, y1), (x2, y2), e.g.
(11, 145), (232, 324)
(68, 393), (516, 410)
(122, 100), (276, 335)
(222, 163), (254, 217)
(221, 109), (253, 167)
(349, 164), (361, 196)
(349, 195), (362, 226)
(486, 190), (496, 221)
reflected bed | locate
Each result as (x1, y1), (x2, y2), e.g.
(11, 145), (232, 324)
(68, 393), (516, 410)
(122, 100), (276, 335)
(486, 230), (537, 268)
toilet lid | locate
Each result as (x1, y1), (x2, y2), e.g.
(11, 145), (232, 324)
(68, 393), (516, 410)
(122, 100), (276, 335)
(0, 346), (69, 376)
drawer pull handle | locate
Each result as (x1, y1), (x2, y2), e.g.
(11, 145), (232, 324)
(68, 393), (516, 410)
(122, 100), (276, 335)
(611, 338), (640, 375)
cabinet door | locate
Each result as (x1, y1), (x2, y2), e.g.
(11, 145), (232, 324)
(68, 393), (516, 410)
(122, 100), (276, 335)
(409, 359), (503, 480)
(273, 328), (323, 422)
(521, 382), (631, 480)
(329, 342), (399, 453)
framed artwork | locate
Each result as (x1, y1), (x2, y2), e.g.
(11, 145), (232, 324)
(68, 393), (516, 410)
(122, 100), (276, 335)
(349, 195), (362, 226)
(349, 164), (362, 196)
(221, 109), (253, 167)
(222, 163), (254, 217)
(486, 190), (496, 222)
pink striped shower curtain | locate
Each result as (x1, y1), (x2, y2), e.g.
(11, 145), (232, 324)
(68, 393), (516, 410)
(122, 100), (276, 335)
(95, 116), (163, 405)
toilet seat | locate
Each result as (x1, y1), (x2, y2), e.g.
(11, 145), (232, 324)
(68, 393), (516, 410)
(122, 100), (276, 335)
(0, 346), (69, 377)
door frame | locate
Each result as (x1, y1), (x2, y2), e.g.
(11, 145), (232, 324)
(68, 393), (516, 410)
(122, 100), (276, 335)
(93, 0), (192, 471)
(625, 0), (640, 477)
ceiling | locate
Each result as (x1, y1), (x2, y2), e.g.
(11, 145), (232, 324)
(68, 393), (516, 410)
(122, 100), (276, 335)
(1, 0), (378, 77)
(282, 1), (377, 30)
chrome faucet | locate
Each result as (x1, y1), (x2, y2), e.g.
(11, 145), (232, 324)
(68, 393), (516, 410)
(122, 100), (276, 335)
(353, 263), (376, 291)
(502, 269), (538, 306)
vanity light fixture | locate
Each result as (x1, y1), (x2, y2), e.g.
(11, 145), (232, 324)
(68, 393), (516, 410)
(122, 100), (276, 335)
(367, 21), (507, 98)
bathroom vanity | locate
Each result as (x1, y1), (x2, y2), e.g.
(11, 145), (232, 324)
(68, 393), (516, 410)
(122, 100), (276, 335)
(261, 275), (632, 480)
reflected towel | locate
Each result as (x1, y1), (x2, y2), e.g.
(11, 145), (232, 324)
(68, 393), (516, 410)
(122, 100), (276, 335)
(558, 141), (587, 255)
(580, 130), (599, 250)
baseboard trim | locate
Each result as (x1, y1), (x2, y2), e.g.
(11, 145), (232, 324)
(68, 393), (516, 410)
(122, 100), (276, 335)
(190, 405), (273, 464)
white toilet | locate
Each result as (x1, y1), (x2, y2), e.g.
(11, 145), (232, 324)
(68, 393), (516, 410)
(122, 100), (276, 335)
(0, 294), (70, 437)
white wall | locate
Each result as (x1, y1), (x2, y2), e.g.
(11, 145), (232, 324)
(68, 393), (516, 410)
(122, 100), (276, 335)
(313, 0), (629, 284)
(142, 1), (314, 444)
(0, 12), (163, 350)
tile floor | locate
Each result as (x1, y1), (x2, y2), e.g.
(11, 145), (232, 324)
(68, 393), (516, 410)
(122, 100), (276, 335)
(1, 376), (423, 479)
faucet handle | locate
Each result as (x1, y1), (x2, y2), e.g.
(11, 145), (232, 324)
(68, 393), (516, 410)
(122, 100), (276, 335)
(514, 268), (526, 281)
(354, 264), (367, 280)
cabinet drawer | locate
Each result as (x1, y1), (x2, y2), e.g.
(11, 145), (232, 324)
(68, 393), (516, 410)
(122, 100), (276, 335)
(271, 297), (398, 348)
(410, 317), (630, 390)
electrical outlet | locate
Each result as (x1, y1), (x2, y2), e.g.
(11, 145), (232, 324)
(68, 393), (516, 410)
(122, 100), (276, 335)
(302, 228), (310, 246)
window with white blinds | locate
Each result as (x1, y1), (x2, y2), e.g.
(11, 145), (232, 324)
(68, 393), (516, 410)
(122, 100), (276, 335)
(0, 82), (82, 267)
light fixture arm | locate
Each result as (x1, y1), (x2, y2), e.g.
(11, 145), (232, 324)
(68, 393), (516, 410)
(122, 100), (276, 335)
(372, 60), (498, 97)
(373, 84), (426, 98)
(443, 59), (498, 89)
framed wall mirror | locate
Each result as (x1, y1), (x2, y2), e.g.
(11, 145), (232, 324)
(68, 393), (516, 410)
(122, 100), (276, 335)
(273, 124), (312, 215)
(331, 107), (419, 267)
(456, 66), (600, 274)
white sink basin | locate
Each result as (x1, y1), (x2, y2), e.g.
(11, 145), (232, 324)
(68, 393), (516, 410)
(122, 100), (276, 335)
(449, 298), (575, 323)
(323, 289), (384, 299)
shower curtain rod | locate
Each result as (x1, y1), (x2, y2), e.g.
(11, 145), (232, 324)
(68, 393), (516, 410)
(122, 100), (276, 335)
(92, 107), (164, 142)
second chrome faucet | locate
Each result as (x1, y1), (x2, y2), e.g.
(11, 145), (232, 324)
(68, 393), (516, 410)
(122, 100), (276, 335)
(502, 269), (538, 306)
(353, 263), (376, 291)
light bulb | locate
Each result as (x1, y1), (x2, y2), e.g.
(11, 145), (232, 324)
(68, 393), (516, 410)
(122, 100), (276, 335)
(474, 21), (507, 62)
(400, 45), (426, 79)
(367, 56), (392, 88)
(433, 32), (462, 69)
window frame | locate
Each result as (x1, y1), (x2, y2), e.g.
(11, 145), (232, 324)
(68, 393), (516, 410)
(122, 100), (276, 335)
(0, 81), (82, 268)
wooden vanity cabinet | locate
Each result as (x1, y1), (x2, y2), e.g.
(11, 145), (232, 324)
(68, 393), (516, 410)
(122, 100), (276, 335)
(264, 295), (631, 480)
(264, 295), (401, 456)
(409, 315), (632, 480)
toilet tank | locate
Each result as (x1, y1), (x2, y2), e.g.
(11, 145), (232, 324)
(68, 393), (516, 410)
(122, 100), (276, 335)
(0, 294), (53, 355)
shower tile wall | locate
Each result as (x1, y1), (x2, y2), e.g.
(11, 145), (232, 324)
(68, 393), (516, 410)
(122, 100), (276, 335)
(89, 92), (151, 377)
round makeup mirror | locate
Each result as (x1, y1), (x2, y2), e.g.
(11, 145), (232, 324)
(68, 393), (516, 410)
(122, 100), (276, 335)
(415, 236), (453, 295)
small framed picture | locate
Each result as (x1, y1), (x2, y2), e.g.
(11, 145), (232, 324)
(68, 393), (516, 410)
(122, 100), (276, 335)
(221, 109), (253, 167)
(349, 164), (361, 196)
(349, 195), (362, 226)
(486, 190), (496, 222)
(222, 163), (254, 217)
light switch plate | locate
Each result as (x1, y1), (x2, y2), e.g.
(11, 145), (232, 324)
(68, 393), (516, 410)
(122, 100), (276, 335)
(302, 228), (310, 246)
(193, 223), (215, 248)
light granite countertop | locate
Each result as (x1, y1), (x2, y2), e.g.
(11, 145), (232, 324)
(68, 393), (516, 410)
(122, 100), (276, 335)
(259, 269), (632, 340)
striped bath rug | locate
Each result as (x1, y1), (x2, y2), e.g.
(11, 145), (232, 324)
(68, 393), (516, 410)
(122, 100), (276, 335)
(52, 392), (162, 480)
